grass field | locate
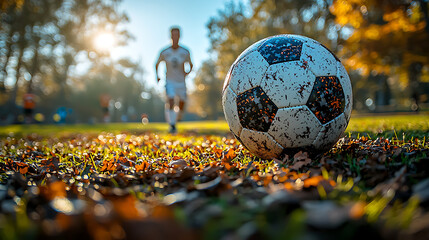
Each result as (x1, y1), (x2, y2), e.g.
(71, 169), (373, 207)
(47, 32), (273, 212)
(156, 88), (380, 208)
(0, 113), (428, 240)
(1, 113), (428, 137)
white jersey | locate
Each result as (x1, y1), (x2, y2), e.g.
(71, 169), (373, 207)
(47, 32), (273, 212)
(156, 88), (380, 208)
(157, 46), (192, 83)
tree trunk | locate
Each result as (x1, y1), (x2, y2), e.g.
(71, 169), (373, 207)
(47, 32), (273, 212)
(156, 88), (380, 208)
(419, 0), (429, 33)
(408, 62), (423, 111)
(8, 40), (25, 117)
(27, 37), (40, 93)
(0, 28), (15, 93)
(58, 62), (71, 106)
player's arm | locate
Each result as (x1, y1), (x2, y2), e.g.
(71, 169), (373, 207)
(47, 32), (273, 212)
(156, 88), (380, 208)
(184, 51), (193, 76)
(155, 52), (164, 82)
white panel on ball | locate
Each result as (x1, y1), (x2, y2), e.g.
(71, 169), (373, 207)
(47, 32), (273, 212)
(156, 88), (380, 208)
(228, 51), (269, 95)
(300, 43), (338, 77)
(233, 38), (269, 65)
(312, 113), (348, 150)
(268, 106), (322, 148)
(222, 86), (242, 137)
(261, 61), (316, 108)
(240, 128), (283, 160)
(337, 61), (353, 122)
(222, 65), (234, 93)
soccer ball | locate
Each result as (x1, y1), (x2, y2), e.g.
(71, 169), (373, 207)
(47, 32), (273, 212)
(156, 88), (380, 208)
(222, 34), (352, 160)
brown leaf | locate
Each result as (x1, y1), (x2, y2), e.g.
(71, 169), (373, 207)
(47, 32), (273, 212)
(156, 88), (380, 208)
(175, 167), (195, 181)
(290, 161), (307, 171)
(273, 158), (285, 165)
(41, 157), (59, 172)
(202, 166), (220, 178)
(169, 159), (187, 169)
(293, 151), (309, 161)
(290, 155), (312, 171)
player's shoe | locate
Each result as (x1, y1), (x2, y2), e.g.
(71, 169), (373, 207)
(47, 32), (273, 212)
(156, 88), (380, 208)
(169, 124), (177, 134)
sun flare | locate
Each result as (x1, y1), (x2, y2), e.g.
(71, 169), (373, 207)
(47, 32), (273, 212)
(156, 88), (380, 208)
(93, 32), (116, 53)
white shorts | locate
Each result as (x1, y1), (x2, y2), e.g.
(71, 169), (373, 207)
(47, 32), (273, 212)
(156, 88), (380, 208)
(165, 81), (187, 101)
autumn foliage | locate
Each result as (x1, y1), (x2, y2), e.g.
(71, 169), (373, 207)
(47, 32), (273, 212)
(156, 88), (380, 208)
(0, 117), (428, 240)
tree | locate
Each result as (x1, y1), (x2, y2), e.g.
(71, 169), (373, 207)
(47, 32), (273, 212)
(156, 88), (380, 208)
(207, 2), (256, 79)
(0, 0), (137, 122)
(330, 0), (429, 108)
(189, 60), (223, 119)
(2, 0), (33, 116)
(207, 0), (342, 78)
(0, 0), (23, 12)
(51, 0), (130, 106)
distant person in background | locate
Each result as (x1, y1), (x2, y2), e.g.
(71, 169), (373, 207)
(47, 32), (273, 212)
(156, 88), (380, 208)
(99, 93), (111, 123)
(155, 26), (193, 133)
(23, 92), (36, 123)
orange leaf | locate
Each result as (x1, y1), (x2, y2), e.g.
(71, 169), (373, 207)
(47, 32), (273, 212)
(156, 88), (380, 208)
(152, 205), (175, 220)
(349, 201), (366, 219)
(19, 165), (28, 174)
(276, 172), (288, 182)
(224, 162), (232, 171)
(222, 148), (237, 163)
(135, 161), (149, 172)
(16, 162), (29, 174)
(118, 157), (127, 163)
(284, 182), (294, 190)
(100, 159), (117, 172)
(213, 146), (223, 159)
(40, 181), (67, 200)
(303, 176), (324, 188)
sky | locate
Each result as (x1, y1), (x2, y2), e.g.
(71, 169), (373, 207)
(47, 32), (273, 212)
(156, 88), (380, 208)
(112, 0), (243, 92)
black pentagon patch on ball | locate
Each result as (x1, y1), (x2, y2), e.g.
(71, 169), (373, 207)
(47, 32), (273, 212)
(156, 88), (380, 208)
(306, 76), (345, 124)
(257, 36), (303, 64)
(236, 86), (278, 132)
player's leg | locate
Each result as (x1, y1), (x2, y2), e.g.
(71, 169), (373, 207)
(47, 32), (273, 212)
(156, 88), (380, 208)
(102, 107), (110, 123)
(165, 98), (178, 133)
(24, 108), (31, 124)
(177, 100), (185, 121)
(176, 82), (187, 122)
(165, 81), (178, 133)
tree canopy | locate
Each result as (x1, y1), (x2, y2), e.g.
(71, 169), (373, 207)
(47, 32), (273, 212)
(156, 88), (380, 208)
(331, 0), (429, 79)
(0, 0), (163, 123)
(205, 0), (429, 112)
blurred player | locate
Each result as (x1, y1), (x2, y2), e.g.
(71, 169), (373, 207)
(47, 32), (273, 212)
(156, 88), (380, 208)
(99, 93), (111, 123)
(155, 26), (193, 133)
(23, 92), (36, 123)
